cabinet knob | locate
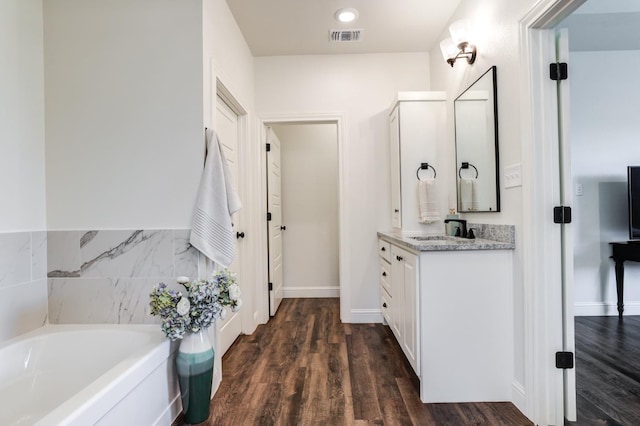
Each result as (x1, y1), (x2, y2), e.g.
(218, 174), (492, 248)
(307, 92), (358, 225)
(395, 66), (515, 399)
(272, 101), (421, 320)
(383, 303), (387, 308)
(382, 272), (387, 277)
(236, 231), (245, 239)
(381, 247), (386, 252)
(396, 255), (403, 261)
(394, 209), (399, 213)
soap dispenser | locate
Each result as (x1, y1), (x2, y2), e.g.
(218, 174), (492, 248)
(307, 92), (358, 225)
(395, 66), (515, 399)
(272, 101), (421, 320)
(445, 208), (459, 236)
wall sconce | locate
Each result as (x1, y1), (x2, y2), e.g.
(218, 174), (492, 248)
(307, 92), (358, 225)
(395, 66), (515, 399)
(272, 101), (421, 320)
(440, 19), (477, 67)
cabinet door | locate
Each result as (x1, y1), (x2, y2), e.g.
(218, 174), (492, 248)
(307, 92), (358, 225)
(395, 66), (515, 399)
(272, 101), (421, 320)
(390, 246), (404, 341)
(389, 107), (401, 229)
(402, 252), (419, 375)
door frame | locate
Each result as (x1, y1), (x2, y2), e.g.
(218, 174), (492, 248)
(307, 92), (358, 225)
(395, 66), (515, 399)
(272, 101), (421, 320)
(257, 113), (349, 323)
(518, 0), (585, 424)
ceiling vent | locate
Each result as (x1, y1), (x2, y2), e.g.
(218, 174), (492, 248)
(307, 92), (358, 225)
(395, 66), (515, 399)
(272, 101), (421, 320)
(329, 29), (363, 42)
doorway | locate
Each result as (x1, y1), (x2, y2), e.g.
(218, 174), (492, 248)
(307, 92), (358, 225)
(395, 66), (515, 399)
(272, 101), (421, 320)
(266, 123), (340, 315)
(259, 114), (349, 322)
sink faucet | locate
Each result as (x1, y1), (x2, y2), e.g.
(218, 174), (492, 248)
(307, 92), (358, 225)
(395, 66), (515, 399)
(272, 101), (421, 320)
(444, 219), (467, 238)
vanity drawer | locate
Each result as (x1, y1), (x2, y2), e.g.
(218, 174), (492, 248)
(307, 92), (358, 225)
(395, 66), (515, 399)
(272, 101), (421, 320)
(380, 286), (392, 325)
(379, 258), (391, 295)
(378, 239), (391, 263)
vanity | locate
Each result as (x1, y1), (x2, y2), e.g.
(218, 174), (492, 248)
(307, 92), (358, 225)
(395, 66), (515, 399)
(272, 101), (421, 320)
(380, 68), (513, 403)
(378, 227), (515, 403)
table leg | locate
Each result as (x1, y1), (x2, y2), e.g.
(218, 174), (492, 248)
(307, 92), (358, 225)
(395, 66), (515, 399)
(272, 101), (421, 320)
(614, 259), (625, 319)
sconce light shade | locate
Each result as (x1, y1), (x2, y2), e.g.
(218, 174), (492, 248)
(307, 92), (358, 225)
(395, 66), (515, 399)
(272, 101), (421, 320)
(440, 19), (476, 67)
(440, 38), (457, 61)
(449, 19), (471, 46)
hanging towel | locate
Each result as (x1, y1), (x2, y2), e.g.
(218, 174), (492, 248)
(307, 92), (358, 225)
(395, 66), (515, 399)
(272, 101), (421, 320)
(459, 178), (478, 212)
(190, 129), (242, 268)
(417, 178), (440, 224)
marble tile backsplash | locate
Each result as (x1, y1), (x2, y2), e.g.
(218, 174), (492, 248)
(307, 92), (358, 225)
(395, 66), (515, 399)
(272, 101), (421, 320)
(0, 231), (48, 343)
(47, 229), (199, 325)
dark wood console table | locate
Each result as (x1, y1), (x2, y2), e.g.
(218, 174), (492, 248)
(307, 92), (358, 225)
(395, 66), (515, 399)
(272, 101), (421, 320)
(610, 241), (640, 319)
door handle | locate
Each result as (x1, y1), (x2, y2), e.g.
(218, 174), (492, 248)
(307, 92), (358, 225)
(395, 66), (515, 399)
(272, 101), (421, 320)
(236, 232), (245, 239)
(280, 225), (287, 231)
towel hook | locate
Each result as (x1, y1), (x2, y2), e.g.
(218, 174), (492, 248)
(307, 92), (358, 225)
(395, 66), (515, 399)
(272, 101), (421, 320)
(458, 162), (479, 179)
(416, 163), (437, 180)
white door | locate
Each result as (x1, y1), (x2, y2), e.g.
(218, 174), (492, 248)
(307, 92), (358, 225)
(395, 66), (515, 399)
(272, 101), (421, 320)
(389, 107), (402, 229)
(215, 96), (243, 355)
(555, 28), (577, 422)
(266, 127), (284, 316)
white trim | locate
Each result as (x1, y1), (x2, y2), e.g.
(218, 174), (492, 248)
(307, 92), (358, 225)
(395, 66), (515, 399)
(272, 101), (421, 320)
(512, 380), (527, 415)
(574, 301), (640, 317)
(349, 309), (383, 324)
(519, 1), (586, 424)
(257, 113), (350, 323)
(283, 286), (340, 299)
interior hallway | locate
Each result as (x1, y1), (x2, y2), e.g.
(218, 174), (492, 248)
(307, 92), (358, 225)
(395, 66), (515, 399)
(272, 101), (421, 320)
(176, 298), (531, 425)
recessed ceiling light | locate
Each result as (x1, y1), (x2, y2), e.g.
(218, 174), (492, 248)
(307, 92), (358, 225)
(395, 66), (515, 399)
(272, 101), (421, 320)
(334, 8), (359, 23)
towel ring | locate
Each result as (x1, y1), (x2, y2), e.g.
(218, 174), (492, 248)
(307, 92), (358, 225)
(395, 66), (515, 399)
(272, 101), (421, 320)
(416, 163), (436, 180)
(458, 162), (478, 179)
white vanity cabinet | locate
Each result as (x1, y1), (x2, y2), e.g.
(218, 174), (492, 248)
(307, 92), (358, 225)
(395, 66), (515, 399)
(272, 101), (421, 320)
(377, 231), (514, 404)
(379, 238), (420, 376)
(390, 245), (419, 376)
(389, 92), (446, 232)
(378, 240), (392, 325)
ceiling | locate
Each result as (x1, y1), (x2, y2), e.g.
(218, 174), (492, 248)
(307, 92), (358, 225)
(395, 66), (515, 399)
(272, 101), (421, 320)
(225, 0), (462, 57)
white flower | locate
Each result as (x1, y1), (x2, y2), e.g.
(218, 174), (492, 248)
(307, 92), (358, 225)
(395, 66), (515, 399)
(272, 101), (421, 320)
(219, 308), (228, 320)
(176, 297), (191, 316)
(176, 276), (190, 285)
(229, 283), (242, 301)
(231, 298), (243, 312)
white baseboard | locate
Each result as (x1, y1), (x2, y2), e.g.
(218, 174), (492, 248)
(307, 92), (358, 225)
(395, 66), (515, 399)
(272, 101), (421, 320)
(283, 286), (339, 298)
(348, 309), (383, 324)
(574, 301), (640, 316)
(511, 380), (527, 418)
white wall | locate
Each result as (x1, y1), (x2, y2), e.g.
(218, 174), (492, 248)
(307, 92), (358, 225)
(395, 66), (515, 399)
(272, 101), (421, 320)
(428, 0), (540, 411)
(44, 0), (204, 230)
(0, 0), (48, 343)
(255, 53), (430, 317)
(0, 0), (46, 232)
(570, 50), (640, 315)
(271, 124), (339, 297)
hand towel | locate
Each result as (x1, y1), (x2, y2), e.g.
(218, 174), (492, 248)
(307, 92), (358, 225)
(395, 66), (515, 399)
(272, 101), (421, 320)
(459, 178), (478, 212)
(190, 129), (242, 268)
(417, 178), (441, 223)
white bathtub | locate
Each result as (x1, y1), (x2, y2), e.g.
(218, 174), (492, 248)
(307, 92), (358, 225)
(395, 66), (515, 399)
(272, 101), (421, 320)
(0, 324), (181, 426)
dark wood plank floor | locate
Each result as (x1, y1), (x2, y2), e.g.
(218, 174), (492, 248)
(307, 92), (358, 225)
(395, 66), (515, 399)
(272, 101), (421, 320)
(568, 315), (640, 426)
(177, 298), (532, 426)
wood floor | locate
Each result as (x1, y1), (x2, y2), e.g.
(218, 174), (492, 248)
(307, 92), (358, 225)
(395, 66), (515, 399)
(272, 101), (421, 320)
(569, 315), (640, 425)
(177, 298), (532, 426)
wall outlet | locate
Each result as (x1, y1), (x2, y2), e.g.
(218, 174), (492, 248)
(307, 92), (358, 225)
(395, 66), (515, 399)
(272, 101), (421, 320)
(575, 183), (583, 196)
(504, 163), (522, 188)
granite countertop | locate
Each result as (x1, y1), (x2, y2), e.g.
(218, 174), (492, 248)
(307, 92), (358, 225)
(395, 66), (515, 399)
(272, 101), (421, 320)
(378, 223), (515, 252)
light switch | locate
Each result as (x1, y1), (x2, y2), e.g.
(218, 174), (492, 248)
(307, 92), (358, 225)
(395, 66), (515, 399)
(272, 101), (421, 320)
(504, 163), (522, 188)
(576, 183), (583, 196)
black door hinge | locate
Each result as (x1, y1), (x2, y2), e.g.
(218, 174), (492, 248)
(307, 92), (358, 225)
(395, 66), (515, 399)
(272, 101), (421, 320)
(268, 282), (273, 291)
(266, 143), (271, 152)
(550, 62), (568, 81)
(267, 212), (272, 221)
(556, 351), (574, 369)
(553, 206), (572, 224)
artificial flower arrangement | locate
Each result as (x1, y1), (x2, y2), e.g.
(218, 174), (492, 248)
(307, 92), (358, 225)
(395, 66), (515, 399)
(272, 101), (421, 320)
(149, 269), (242, 340)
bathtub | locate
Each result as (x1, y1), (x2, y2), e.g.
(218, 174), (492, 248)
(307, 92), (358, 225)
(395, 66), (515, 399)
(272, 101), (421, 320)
(0, 324), (181, 426)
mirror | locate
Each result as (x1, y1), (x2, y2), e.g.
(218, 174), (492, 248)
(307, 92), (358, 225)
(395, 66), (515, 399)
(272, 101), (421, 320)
(454, 66), (499, 212)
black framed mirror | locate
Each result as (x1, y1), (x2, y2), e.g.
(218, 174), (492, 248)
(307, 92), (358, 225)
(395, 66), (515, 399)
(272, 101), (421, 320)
(454, 65), (499, 212)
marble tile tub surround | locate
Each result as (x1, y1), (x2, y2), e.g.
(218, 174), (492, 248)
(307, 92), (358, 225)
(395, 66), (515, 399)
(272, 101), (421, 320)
(0, 231), (48, 342)
(47, 229), (199, 324)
